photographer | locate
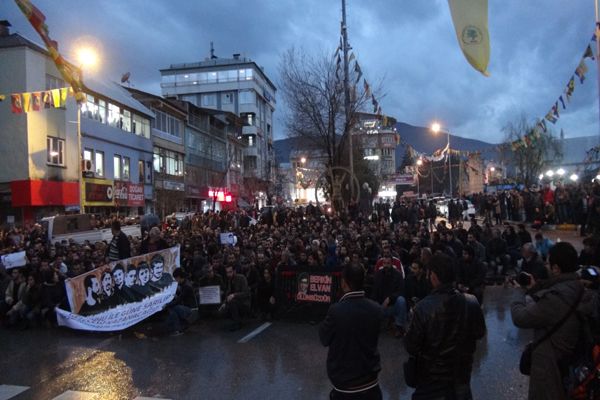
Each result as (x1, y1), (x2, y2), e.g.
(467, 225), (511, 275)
(511, 242), (598, 400)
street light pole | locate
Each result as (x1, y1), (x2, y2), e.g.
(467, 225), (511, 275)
(595, 0), (600, 136)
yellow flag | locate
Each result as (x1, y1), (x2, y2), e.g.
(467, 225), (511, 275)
(59, 87), (68, 107)
(51, 89), (60, 108)
(22, 92), (32, 113)
(447, 0), (490, 76)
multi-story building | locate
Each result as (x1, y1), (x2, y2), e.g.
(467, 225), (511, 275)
(353, 112), (399, 180)
(127, 88), (187, 218)
(160, 53), (276, 206)
(80, 79), (154, 215)
(0, 23), (155, 222)
(0, 23), (79, 222)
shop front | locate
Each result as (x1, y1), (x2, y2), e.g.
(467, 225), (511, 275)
(81, 177), (114, 215)
(9, 179), (80, 223)
(114, 181), (145, 216)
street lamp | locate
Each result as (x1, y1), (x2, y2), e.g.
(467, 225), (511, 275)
(546, 170), (554, 177)
(557, 168), (565, 177)
(415, 159), (423, 196)
(431, 122), (452, 197)
(490, 166), (495, 172)
(300, 157), (306, 165)
(570, 173), (579, 182)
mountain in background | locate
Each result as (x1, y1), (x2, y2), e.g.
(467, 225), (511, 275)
(273, 122), (499, 167)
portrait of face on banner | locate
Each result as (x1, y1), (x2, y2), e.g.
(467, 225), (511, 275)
(295, 272), (332, 303)
(56, 246), (180, 332)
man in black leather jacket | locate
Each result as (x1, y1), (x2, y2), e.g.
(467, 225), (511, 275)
(320, 263), (384, 399)
(405, 253), (486, 400)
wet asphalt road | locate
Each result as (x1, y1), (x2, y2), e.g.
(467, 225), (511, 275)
(0, 285), (532, 400)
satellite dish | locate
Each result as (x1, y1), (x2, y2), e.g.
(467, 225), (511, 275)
(120, 72), (131, 83)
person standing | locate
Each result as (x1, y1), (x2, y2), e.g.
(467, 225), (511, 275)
(511, 242), (597, 400)
(405, 253), (486, 400)
(319, 263), (384, 399)
(106, 220), (131, 262)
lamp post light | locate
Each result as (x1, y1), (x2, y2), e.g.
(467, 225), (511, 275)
(431, 122), (452, 197)
(546, 170), (555, 178)
(570, 173), (579, 182)
(557, 168), (565, 177)
(416, 158), (423, 196)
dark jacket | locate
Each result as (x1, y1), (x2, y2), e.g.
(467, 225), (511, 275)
(521, 255), (549, 281)
(224, 273), (251, 307)
(511, 275), (598, 400)
(405, 285), (486, 386)
(106, 231), (131, 261)
(372, 266), (404, 304)
(140, 237), (168, 255)
(319, 291), (384, 391)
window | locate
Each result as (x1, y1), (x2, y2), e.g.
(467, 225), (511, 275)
(153, 150), (162, 173)
(47, 136), (65, 166)
(45, 74), (64, 90)
(201, 94), (216, 107)
(108, 104), (120, 128)
(114, 155), (122, 179)
(95, 151), (104, 176)
(138, 160), (145, 183)
(248, 135), (254, 147)
(239, 90), (255, 104)
(97, 99), (107, 123)
(223, 92), (234, 105)
(239, 68), (253, 80)
(153, 110), (181, 137)
(123, 157), (130, 181)
(153, 147), (184, 176)
(133, 114), (150, 138)
(121, 109), (131, 132)
(83, 149), (93, 161)
(207, 71), (217, 83)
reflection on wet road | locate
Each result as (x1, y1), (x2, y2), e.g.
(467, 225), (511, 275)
(0, 286), (531, 400)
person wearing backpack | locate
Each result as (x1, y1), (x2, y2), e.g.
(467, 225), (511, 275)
(511, 242), (598, 400)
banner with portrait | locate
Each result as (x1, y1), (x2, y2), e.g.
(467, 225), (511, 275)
(295, 272), (333, 303)
(56, 246), (180, 331)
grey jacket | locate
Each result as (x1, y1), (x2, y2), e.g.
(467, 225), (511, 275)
(511, 274), (598, 400)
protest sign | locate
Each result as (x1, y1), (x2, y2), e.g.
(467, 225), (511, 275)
(1, 251), (27, 269)
(199, 285), (221, 305)
(295, 273), (333, 303)
(56, 246), (180, 331)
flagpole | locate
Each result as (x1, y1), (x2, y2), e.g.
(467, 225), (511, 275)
(342, 0), (354, 180)
(595, 0), (600, 137)
(448, 131), (453, 197)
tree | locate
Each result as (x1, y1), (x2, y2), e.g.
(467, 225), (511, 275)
(278, 48), (380, 208)
(501, 115), (562, 187)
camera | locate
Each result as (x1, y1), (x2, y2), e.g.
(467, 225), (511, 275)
(579, 266), (599, 284)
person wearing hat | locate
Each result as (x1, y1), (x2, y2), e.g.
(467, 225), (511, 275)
(106, 220), (131, 262)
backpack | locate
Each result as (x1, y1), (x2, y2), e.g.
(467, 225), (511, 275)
(566, 298), (600, 399)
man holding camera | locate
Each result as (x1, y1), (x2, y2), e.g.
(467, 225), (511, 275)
(511, 242), (598, 400)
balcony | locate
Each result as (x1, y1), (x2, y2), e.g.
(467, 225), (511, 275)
(242, 125), (261, 136)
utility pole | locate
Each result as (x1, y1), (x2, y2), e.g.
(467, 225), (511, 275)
(342, 0), (353, 179)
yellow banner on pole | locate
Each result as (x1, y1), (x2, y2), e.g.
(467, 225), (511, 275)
(447, 0), (490, 76)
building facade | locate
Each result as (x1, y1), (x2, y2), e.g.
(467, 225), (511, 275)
(127, 88), (187, 218)
(0, 26), (80, 223)
(160, 54), (276, 205)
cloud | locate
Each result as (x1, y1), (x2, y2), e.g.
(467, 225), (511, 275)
(5, 0), (597, 143)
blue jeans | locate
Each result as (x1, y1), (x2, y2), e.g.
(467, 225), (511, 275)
(166, 305), (192, 332)
(383, 296), (407, 328)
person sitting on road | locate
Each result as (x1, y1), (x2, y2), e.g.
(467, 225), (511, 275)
(165, 269), (197, 336)
(372, 256), (407, 338)
(534, 233), (554, 261)
(219, 265), (251, 331)
(519, 243), (549, 282)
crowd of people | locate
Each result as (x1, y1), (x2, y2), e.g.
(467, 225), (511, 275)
(0, 180), (600, 398)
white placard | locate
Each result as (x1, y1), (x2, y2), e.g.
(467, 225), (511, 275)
(1, 251), (27, 269)
(199, 285), (221, 305)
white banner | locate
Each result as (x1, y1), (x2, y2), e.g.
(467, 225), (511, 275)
(1, 251), (27, 269)
(57, 246), (180, 332)
(56, 283), (177, 331)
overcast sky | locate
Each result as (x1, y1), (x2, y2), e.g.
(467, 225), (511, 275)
(4, 0), (599, 143)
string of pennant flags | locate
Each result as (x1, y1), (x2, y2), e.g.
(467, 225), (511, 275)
(2, 87), (75, 114)
(334, 22), (385, 122)
(511, 28), (598, 151)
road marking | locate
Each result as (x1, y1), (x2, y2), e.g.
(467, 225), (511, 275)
(134, 397), (173, 400)
(0, 385), (29, 400)
(237, 322), (272, 343)
(51, 390), (98, 400)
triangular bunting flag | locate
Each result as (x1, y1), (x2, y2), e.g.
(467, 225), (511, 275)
(349, 52), (355, 62)
(575, 59), (588, 83)
(545, 110), (557, 124)
(354, 61), (362, 84)
(558, 95), (566, 110)
(43, 90), (52, 108)
(363, 79), (371, 97)
(552, 102), (560, 118)
(11, 94), (23, 114)
(59, 87), (68, 107)
(32, 92), (42, 111)
(539, 119), (547, 133)
(51, 88), (61, 108)
(584, 44), (595, 60)
(22, 92), (32, 113)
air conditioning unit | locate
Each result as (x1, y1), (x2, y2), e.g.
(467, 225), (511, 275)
(81, 159), (93, 172)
